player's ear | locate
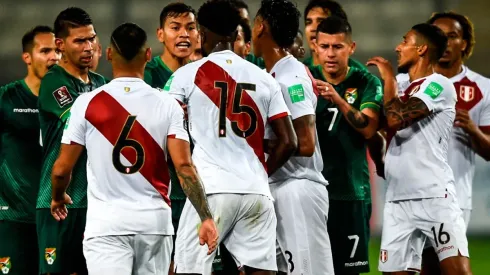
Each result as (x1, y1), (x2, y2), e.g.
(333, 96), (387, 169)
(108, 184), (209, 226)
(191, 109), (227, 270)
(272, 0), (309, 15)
(298, 46), (306, 59)
(55, 38), (64, 52)
(157, 28), (165, 44)
(22, 52), (31, 65)
(244, 42), (251, 56)
(145, 47), (152, 62)
(417, 44), (429, 57)
(349, 41), (356, 55)
(106, 47), (112, 61)
(461, 39), (467, 55)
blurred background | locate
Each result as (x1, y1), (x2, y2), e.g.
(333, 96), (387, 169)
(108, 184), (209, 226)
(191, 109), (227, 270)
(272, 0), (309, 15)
(0, 0), (489, 273)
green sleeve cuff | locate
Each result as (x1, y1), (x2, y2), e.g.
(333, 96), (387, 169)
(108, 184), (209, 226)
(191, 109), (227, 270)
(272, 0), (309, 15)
(360, 102), (380, 112)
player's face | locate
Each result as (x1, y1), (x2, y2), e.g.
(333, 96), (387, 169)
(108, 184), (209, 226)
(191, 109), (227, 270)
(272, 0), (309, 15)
(315, 32), (354, 75)
(305, 7), (329, 51)
(395, 30), (419, 74)
(288, 32), (306, 59)
(58, 25), (96, 69)
(28, 33), (60, 78)
(432, 17), (466, 66)
(189, 35), (203, 62)
(89, 37), (102, 71)
(159, 13), (198, 58)
(251, 15), (265, 57)
(234, 25), (250, 59)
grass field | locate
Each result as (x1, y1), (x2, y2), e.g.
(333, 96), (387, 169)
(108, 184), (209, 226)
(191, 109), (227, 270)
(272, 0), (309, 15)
(366, 236), (490, 274)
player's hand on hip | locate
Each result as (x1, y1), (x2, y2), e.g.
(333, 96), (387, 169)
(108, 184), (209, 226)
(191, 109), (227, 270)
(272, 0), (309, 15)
(455, 109), (477, 134)
(50, 193), (73, 221)
(316, 79), (341, 104)
(366, 56), (395, 81)
(199, 218), (219, 255)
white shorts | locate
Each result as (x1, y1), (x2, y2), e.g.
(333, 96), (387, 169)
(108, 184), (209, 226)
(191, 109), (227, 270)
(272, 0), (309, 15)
(461, 209), (471, 230)
(174, 194), (277, 275)
(379, 192), (469, 273)
(83, 234), (173, 275)
(270, 179), (334, 275)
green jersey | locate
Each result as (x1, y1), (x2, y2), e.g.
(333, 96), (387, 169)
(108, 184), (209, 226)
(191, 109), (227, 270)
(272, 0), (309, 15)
(304, 55), (368, 72)
(144, 56), (187, 201)
(37, 65), (106, 208)
(245, 53), (266, 69)
(311, 66), (383, 201)
(0, 80), (42, 223)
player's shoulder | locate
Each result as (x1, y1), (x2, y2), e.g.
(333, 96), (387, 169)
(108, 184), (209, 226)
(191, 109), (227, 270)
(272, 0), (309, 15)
(88, 70), (107, 85)
(0, 80), (22, 97)
(41, 65), (67, 84)
(350, 67), (381, 89)
(463, 67), (490, 94)
(427, 73), (454, 88)
(145, 56), (160, 70)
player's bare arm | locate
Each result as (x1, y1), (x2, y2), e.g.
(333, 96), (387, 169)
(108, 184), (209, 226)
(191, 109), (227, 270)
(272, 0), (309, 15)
(292, 114), (316, 157)
(454, 109), (490, 161)
(367, 131), (387, 179)
(50, 143), (84, 221)
(267, 116), (297, 176)
(317, 79), (379, 138)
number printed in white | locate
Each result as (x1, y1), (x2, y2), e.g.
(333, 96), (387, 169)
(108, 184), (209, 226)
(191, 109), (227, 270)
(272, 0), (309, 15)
(327, 108), (339, 131)
(348, 235), (360, 258)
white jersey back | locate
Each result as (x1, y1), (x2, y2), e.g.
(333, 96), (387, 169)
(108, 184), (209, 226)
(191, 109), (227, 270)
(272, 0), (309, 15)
(166, 50), (290, 198)
(386, 73), (457, 201)
(61, 78), (189, 239)
(268, 55), (327, 185)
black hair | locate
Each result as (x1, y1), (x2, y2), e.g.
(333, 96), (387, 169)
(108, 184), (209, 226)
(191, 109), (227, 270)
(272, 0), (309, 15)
(230, 0), (249, 11)
(110, 23), (147, 61)
(197, 0), (241, 37)
(238, 19), (251, 43)
(428, 11), (475, 59)
(54, 7), (93, 38)
(411, 23), (448, 63)
(316, 16), (352, 38)
(304, 0), (348, 22)
(159, 3), (196, 28)
(22, 25), (53, 53)
(257, 0), (300, 48)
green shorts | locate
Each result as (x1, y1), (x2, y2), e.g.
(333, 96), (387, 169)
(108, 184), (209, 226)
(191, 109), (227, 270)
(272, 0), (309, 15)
(36, 208), (87, 275)
(0, 220), (38, 275)
(328, 200), (372, 274)
(212, 244), (240, 274)
(171, 199), (186, 259)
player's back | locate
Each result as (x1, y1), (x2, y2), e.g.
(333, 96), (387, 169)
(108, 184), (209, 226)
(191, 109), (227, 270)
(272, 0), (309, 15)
(167, 50), (288, 197)
(63, 78), (182, 238)
(386, 73), (457, 201)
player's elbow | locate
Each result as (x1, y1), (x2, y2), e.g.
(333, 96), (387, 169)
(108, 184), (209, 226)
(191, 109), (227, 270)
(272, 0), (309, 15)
(283, 134), (298, 156)
(296, 140), (314, 157)
(51, 160), (71, 180)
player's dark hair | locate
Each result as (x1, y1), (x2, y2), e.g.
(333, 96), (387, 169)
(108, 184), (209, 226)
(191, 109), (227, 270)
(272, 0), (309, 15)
(231, 0), (249, 11)
(159, 3), (196, 28)
(427, 11), (475, 59)
(110, 23), (147, 61)
(304, 0), (348, 22)
(198, 0), (241, 37)
(411, 23), (448, 63)
(317, 16), (352, 38)
(238, 19), (251, 43)
(257, 0), (300, 48)
(54, 7), (93, 39)
(22, 25), (54, 53)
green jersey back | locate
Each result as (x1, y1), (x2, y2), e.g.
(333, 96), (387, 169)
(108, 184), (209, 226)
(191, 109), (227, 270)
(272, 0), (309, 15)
(0, 80), (42, 222)
(144, 56), (187, 201)
(304, 56), (368, 72)
(311, 66), (383, 201)
(245, 53), (266, 69)
(37, 65), (106, 208)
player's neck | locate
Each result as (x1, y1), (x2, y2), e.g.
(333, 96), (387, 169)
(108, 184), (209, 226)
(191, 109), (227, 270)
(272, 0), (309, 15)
(434, 59), (463, 79)
(23, 73), (41, 97)
(322, 66), (350, 85)
(262, 45), (289, 73)
(59, 59), (90, 83)
(161, 50), (186, 72)
(408, 60), (435, 82)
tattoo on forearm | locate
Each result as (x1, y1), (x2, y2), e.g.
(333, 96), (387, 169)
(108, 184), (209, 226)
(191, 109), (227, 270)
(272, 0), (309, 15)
(177, 166), (213, 221)
(346, 108), (369, 129)
(384, 97), (430, 129)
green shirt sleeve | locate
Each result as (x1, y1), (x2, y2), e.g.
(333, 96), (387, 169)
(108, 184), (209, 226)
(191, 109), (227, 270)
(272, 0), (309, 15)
(39, 72), (74, 122)
(143, 68), (153, 86)
(360, 74), (383, 112)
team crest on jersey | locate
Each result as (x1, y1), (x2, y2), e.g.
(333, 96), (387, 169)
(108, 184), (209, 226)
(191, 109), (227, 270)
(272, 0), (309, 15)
(380, 250), (388, 263)
(459, 85), (475, 102)
(45, 248), (56, 265)
(0, 257), (11, 274)
(52, 86), (73, 108)
(344, 88), (358, 104)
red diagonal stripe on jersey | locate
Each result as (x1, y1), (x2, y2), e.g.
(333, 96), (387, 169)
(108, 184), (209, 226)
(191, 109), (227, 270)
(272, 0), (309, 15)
(85, 91), (171, 205)
(194, 61), (266, 170)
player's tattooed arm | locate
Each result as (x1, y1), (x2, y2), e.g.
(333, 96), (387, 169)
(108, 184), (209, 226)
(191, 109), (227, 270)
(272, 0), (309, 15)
(268, 116), (297, 176)
(384, 97), (431, 130)
(292, 115), (316, 157)
(168, 138), (213, 221)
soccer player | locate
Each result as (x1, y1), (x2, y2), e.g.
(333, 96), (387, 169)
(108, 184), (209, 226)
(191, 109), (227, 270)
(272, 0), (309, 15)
(89, 36), (102, 72)
(368, 23), (471, 275)
(303, 0), (366, 71)
(50, 22), (218, 275)
(167, 1), (297, 274)
(37, 7), (106, 275)
(189, 34), (203, 62)
(287, 30), (306, 59)
(0, 25), (59, 275)
(312, 16), (383, 275)
(234, 19), (251, 59)
(251, 0), (333, 274)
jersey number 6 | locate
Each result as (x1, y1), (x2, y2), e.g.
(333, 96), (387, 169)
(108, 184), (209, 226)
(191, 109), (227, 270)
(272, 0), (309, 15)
(112, 115), (145, 174)
(215, 81), (258, 138)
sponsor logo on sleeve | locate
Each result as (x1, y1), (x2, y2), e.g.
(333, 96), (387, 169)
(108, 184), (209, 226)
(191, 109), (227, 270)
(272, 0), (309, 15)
(424, 82), (443, 99)
(64, 111), (71, 130)
(288, 84), (305, 103)
(52, 86), (73, 107)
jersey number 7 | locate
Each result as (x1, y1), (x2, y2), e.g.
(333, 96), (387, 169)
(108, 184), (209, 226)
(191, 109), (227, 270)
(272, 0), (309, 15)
(215, 81), (258, 138)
